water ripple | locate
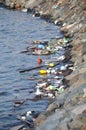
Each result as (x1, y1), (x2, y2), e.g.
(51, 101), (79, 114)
(0, 8), (62, 130)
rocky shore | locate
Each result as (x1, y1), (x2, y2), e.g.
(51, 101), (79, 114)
(2, 0), (86, 130)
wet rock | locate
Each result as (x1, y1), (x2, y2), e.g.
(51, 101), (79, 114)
(35, 114), (47, 126)
(33, 12), (40, 17)
(46, 102), (59, 112)
(40, 13), (51, 21)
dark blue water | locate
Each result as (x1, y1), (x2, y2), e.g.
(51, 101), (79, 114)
(0, 7), (62, 130)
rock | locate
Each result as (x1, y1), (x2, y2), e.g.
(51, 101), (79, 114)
(46, 102), (59, 112)
(68, 119), (85, 129)
(79, 65), (86, 74)
(40, 13), (51, 21)
(35, 114), (47, 126)
(72, 104), (86, 115)
(25, 0), (43, 9)
(15, 3), (20, 9)
(73, 44), (83, 52)
(5, 0), (11, 6)
(10, 2), (15, 9)
(36, 110), (65, 130)
(68, 113), (86, 130)
(61, 22), (78, 32)
(54, 123), (68, 130)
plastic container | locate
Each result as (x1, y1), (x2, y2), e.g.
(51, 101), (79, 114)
(37, 58), (42, 64)
(39, 70), (47, 74)
(58, 86), (64, 94)
(38, 44), (45, 49)
(49, 63), (54, 67)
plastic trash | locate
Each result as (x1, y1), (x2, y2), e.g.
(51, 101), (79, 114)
(49, 85), (56, 90)
(39, 70), (47, 74)
(35, 88), (43, 95)
(46, 46), (51, 51)
(21, 116), (26, 121)
(54, 75), (64, 79)
(49, 63), (54, 67)
(51, 69), (56, 74)
(47, 69), (51, 74)
(58, 86), (64, 94)
(36, 82), (47, 88)
(37, 58), (42, 64)
(60, 65), (66, 71)
(47, 93), (54, 98)
(64, 37), (70, 43)
(55, 79), (63, 84)
(58, 55), (65, 61)
(26, 111), (32, 116)
(38, 44), (45, 49)
(21, 8), (28, 13)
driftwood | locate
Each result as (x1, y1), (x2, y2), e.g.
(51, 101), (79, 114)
(10, 125), (24, 130)
(19, 65), (48, 73)
(16, 115), (34, 128)
(13, 100), (25, 107)
(19, 61), (59, 73)
(31, 50), (52, 55)
(20, 45), (53, 55)
(28, 75), (64, 81)
(28, 76), (53, 80)
(32, 40), (48, 45)
(20, 45), (36, 53)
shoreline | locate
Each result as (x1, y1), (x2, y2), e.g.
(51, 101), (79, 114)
(1, 0), (86, 130)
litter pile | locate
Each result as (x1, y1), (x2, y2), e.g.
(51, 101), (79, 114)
(21, 37), (71, 56)
(24, 37), (73, 98)
(11, 36), (74, 130)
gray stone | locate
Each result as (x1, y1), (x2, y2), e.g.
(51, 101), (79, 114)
(36, 110), (65, 130)
(72, 104), (86, 115)
(5, 0), (11, 6)
(25, 0), (44, 9)
(46, 102), (59, 112)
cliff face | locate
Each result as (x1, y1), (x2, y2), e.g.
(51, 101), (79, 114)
(2, 0), (86, 130)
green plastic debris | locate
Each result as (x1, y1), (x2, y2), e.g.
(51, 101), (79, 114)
(58, 87), (64, 94)
(62, 42), (65, 46)
(64, 37), (70, 43)
(47, 46), (51, 51)
(53, 50), (56, 54)
(49, 85), (56, 90)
